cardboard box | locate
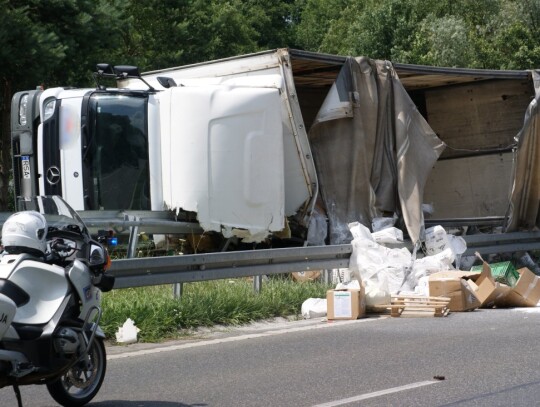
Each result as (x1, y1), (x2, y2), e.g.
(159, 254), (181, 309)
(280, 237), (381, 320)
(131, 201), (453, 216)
(428, 271), (481, 311)
(468, 262), (511, 308)
(470, 261), (519, 287)
(494, 267), (540, 307)
(292, 270), (322, 282)
(470, 257), (540, 308)
(326, 286), (366, 320)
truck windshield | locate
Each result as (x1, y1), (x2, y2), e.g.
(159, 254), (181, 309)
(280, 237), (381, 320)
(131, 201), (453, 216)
(84, 93), (150, 210)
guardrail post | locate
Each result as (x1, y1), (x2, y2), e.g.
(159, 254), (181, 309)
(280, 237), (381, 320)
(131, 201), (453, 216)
(126, 215), (140, 259)
(323, 269), (332, 285)
(173, 283), (183, 299)
(253, 275), (263, 293)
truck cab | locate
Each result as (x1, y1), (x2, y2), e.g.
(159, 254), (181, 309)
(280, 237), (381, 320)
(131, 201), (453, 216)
(11, 61), (313, 244)
(12, 86), (158, 212)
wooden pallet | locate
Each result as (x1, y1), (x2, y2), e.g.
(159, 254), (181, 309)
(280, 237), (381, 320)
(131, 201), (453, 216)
(370, 295), (451, 318)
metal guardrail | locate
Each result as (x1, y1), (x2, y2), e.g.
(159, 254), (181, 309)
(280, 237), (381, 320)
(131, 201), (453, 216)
(109, 244), (353, 288)
(108, 231), (540, 289)
(78, 211), (203, 235)
(2, 211), (540, 290)
(462, 231), (540, 256)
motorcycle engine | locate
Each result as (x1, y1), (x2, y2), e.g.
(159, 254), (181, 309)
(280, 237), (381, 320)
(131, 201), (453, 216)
(54, 327), (81, 354)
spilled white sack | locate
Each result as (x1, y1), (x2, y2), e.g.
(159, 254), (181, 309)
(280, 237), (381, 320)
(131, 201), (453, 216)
(348, 222), (412, 294)
(365, 277), (391, 307)
(301, 298), (327, 319)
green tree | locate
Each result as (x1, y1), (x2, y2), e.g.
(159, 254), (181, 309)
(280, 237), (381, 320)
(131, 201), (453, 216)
(118, 0), (190, 70)
(0, 1), (65, 211)
(246, 0), (300, 49)
(294, 0), (540, 70)
(401, 14), (475, 67)
(122, 0), (300, 72)
(484, 0), (540, 69)
(186, 0), (259, 63)
(346, 0), (435, 60)
(295, 0), (352, 52)
(0, 0), (127, 210)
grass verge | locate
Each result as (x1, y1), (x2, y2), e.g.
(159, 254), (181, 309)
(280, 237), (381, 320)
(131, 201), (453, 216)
(101, 277), (331, 343)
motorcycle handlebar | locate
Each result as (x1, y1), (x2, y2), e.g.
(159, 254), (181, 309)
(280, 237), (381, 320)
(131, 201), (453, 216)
(51, 239), (77, 253)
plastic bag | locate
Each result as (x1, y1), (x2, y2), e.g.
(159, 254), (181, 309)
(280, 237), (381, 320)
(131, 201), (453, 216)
(425, 225), (450, 255)
(301, 298), (327, 319)
(115, 318), (140, 344)
(348, 221), (374, 241)
(371, 227), (404, 244)
(411, 248), (456, 291)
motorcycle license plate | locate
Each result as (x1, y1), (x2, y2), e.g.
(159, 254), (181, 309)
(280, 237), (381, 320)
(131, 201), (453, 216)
(21, 156), (31, 179)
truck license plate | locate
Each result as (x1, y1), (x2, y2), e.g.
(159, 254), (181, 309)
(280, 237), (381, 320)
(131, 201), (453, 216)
(21, 156), (31, 179)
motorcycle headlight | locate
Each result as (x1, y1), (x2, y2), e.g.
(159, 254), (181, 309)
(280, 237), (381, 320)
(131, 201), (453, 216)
(19, 94), (28, 125)
(43, 98), (56, 121)
(89, 244), (106, 267)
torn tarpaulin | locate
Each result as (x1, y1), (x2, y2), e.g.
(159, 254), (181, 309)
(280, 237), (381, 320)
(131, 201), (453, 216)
(309, 57), (445, 244)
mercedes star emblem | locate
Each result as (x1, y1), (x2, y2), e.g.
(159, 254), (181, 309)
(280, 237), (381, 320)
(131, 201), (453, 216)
(46, 166), (61, 185)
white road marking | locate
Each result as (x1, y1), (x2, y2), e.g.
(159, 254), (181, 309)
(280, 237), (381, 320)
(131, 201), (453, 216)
(311, 381), (440, 407)
(108, 317), (384, 360)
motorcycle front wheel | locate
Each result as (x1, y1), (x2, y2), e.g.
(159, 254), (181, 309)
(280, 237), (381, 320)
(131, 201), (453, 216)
(47, 338), (107, 407)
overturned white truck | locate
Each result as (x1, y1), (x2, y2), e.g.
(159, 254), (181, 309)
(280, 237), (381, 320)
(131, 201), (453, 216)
(10, 49), (540, 251)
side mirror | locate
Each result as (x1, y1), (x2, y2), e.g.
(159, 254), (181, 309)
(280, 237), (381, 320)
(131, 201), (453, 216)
(96, 63), (114, 76)
(157, 77), (177, 88)
(113, 65), (155, 91)
(113, 65), (141, 78)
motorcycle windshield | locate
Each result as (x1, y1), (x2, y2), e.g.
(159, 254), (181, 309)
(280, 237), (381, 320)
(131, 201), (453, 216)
(16, 195), (89, 235)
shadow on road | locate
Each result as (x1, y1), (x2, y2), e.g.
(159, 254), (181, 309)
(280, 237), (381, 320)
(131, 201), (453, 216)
(438, 379), (540, 406)
(92, 401), (207, 407)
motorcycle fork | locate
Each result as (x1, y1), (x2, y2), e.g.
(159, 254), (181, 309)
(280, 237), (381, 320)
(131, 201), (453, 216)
(62, 305), (102, 372)
(78, 305), (102, 366)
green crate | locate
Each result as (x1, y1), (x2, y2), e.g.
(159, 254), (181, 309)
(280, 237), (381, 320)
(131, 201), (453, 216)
(470, 261), (519, 287)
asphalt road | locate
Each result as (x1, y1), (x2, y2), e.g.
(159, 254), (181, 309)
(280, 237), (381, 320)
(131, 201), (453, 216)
(1, 307), (539, 406)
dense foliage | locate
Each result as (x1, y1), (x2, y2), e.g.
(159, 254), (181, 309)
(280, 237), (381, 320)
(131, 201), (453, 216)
(2, 0), (540, 209)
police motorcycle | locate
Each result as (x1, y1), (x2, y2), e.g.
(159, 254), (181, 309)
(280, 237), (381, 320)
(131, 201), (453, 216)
(0, 195), (114, 407)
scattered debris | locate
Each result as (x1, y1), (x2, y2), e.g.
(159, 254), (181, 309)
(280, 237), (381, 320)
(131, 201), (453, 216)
(326, 281), (366, 320)
(301, 298), (327, 319)
(115, 318), (140, 344)
(429, 271), (480, 311)
(292, 270), (322, 282)
(371, 295), (451, 318)
(298, 221), (540, 321)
